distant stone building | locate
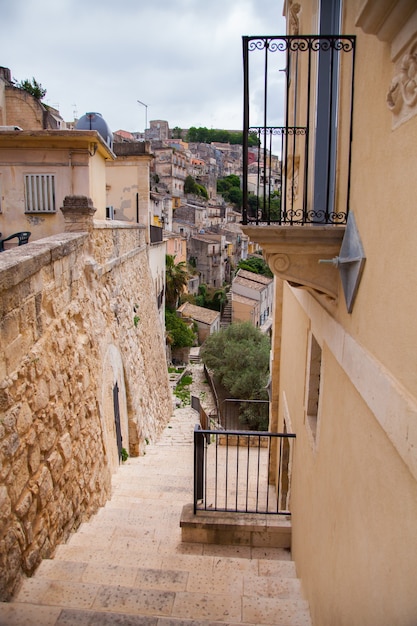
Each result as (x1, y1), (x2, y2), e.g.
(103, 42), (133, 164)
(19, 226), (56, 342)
(177, 302), (220, 344)
(231, 269), (273, 330)
(151, 142), (187, 202)
(188, 233), (227, 288)
(0, 66), (65, 130)
(146, 119), (170, 141)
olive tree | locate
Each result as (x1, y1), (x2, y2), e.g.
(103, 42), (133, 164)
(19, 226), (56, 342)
(200, 322), (270, 429)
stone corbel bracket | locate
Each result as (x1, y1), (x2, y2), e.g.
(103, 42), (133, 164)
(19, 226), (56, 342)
(241, 225), (345, 299)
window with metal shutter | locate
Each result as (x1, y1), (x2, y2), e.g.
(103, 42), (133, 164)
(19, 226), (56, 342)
(24, 174), (56, 213)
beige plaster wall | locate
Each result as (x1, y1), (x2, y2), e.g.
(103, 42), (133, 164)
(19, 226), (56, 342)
(166, 235), (186, 264)
(0, 222), (171, 600)
(106, 157), (151, 225)
(0, 146), (108, 242)
(278, 285), (417, 626)
(85, 151), (107, 220)
(232, 298), (259, 325)
(270, 5), (417, 624)
(334, 14), (417, 399)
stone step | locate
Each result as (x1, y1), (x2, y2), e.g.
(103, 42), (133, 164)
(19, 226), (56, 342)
(0, 601), (312, 626)
(53, 539), (297, 574)
(9, 568), (311, 625)
(23, 557), (301, 592)
(0, 367), (311, 626)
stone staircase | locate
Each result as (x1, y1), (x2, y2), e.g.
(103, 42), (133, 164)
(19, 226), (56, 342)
(220, 291), (232, 328)
(0, 393), (311, 626)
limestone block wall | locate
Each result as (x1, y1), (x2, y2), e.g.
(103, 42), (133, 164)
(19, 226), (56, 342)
(4, 88), (45, 129)
(0, 221), (172, 599)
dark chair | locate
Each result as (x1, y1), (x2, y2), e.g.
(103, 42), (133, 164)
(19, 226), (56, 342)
(0, 231), (31, 252)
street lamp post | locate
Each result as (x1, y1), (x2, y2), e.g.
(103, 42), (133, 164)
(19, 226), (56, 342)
(137, 99), (148, 134)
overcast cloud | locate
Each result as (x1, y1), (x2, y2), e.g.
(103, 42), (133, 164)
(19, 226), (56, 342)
(1, 0), (286, 133)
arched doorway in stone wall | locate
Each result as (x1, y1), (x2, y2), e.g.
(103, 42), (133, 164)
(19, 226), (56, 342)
(101, 344), (130, 473)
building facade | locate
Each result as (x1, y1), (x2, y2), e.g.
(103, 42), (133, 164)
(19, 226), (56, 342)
(231, 269), (273, 329)
(242, 1), (417, 624)
(0, 130), (113, 242)
(177, 302), (220, 344)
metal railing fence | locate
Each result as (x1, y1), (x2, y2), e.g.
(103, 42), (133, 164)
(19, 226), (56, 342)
(194, 426), (295, 515)
(242, 34), (356, 226)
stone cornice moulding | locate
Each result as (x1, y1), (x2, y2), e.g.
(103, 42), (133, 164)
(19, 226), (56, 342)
(356, 2), (417, 128)
(356, 0), (416, 55)
(241, 225), (345, 300)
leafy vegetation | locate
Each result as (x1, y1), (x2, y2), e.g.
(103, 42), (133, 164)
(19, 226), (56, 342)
(217, 175), (242, 209)
(200, 322), (270, 429)
(165, 255), (189, 310)
(184, 175), (208, 199)
(174, 374), (193, 406)
(181, 284), (227, 313)
(237, 256), (273, 278)
(165, 310), (196, 348)
(16, 77), (47, 100)
(249, 190), (281, 222)
(187, 127), (259, 146)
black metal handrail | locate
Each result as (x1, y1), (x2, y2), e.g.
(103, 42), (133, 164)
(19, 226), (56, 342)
(242, 34), (356, 226)
(194, 426), (296, 515)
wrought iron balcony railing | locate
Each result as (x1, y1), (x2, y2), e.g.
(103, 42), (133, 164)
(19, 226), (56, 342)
(242, 35), (356, 226)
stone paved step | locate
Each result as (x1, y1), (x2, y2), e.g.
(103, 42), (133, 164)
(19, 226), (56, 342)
(8, 576), (311, 625)
(0, 603), (312, 626)
(27, 556), (300, 591)
(0, 364), (311, 626)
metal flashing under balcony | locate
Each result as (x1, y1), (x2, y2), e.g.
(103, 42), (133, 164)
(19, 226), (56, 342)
(241, 225), (345, 300)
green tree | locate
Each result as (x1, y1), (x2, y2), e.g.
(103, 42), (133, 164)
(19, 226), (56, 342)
(165, 255), (189, 310)
(237, 256), (273, 278)
(184, 175), (208, 199)
(16, 77), (46, 100)
(171, 126), (182, 139)
(217, 175), (240, 192)
(190, 284), (227, 312)
(201, 322), (270, 428)
(211, 288), (227, 314)
(227, 187), (243, 208)
(246, 192), (281, 222)
(217, 175), (242, 208)
(184, 175), (197, 194)
(186, 127), (259, 147)
(165, 310), (196, 348)
(196, 183), (208, 199)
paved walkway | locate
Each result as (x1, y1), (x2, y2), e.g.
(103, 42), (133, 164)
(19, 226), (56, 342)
(0, 364), (311, 626)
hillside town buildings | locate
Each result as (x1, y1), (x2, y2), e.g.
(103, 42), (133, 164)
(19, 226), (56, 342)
(1, 1), (415, 624)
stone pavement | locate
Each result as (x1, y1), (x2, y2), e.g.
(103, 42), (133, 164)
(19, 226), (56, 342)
(0, 364), (311, 626)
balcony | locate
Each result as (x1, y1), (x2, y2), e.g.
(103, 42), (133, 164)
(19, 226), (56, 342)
(242, 35), (357, 305)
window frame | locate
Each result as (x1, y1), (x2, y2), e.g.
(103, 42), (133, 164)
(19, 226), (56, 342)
(24, 173), (56, 214)
(305, 332), (323, 445)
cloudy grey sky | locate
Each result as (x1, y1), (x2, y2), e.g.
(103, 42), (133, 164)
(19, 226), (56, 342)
(1, 0), (286, 134)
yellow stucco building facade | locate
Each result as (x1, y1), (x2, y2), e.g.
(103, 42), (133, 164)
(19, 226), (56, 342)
(243, 1), (417, 624)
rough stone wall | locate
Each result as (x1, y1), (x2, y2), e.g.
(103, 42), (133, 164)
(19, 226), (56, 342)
(4, 88), (45, 130)
(0, 222), (172, 599)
